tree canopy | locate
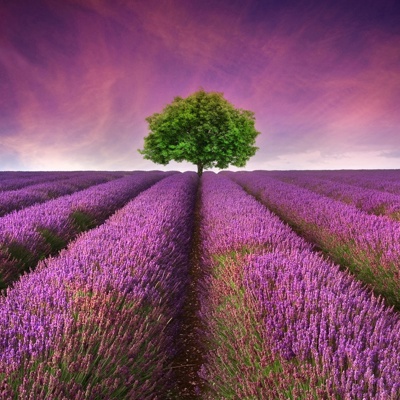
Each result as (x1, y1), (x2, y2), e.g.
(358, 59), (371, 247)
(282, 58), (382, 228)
(139, 89), (260, 176)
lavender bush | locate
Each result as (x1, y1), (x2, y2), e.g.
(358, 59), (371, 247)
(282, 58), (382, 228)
(0, 172), (84, 192)
(0, 172), (167, 288)
(264, 169), (400, 195)
(0, 172), (123, 217)
(0, 172), (197, 399)
(269, 171), (400, 219)
(1, 169), (399, 399)
(199, 173), (400, 399)
(317, 169), (400, 194)
(227, 171), (400, 308)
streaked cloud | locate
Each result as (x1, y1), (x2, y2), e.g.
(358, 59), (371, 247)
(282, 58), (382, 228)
(0, 0), (399, 171)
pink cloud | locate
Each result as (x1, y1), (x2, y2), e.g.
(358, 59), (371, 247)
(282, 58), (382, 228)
(0, 0), (399, 170)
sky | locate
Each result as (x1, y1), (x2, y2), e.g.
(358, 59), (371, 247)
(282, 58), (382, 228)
(1, 0), (400, 172)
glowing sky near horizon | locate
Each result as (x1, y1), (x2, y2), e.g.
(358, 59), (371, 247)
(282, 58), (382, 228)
(1, 0), (400, 171)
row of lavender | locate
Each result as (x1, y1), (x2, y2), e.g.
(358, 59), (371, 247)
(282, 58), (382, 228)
(199, 173), (400, 399)
(268, 170), (400, 219)
(225, 171), (400, 309)
(0, 171), (110, 192)
(0, 171), (126, 217)
(264, 169), (400, 195)
(0, 172), (168, 289)
(0, 172), (198, 399)
(1, 170), (399, 398)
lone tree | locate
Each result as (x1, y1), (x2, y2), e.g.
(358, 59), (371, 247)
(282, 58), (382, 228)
(139, 89), (260, 176)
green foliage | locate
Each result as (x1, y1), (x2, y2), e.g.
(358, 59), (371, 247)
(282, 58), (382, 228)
(6, 242), (34, 268)
(139, 89), (260, 175)
(37, 228), (67, 254)
(70, 210), (97, 233)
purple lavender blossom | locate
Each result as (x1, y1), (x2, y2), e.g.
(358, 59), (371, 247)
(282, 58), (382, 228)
(226, 171), (400, 307)
(199, 172), (400, 399)
(0, 171), (167, 287)
(267, 171), (400, 218)
(0, 171), (85, 192)
(0, 172), (197, 398)
(0, 171), (124, 217)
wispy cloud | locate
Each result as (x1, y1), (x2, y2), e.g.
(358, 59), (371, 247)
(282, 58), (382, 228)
(0, 0), (399, 170)
(380, 150), (400, 159)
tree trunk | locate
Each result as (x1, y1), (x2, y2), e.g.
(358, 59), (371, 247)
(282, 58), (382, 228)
(197, 163), (203, 177)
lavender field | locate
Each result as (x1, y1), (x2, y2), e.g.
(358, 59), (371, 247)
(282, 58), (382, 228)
(0, 170), (399, 399)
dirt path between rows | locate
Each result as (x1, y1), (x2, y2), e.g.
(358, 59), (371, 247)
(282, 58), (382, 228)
(168, 180), (207, 398)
